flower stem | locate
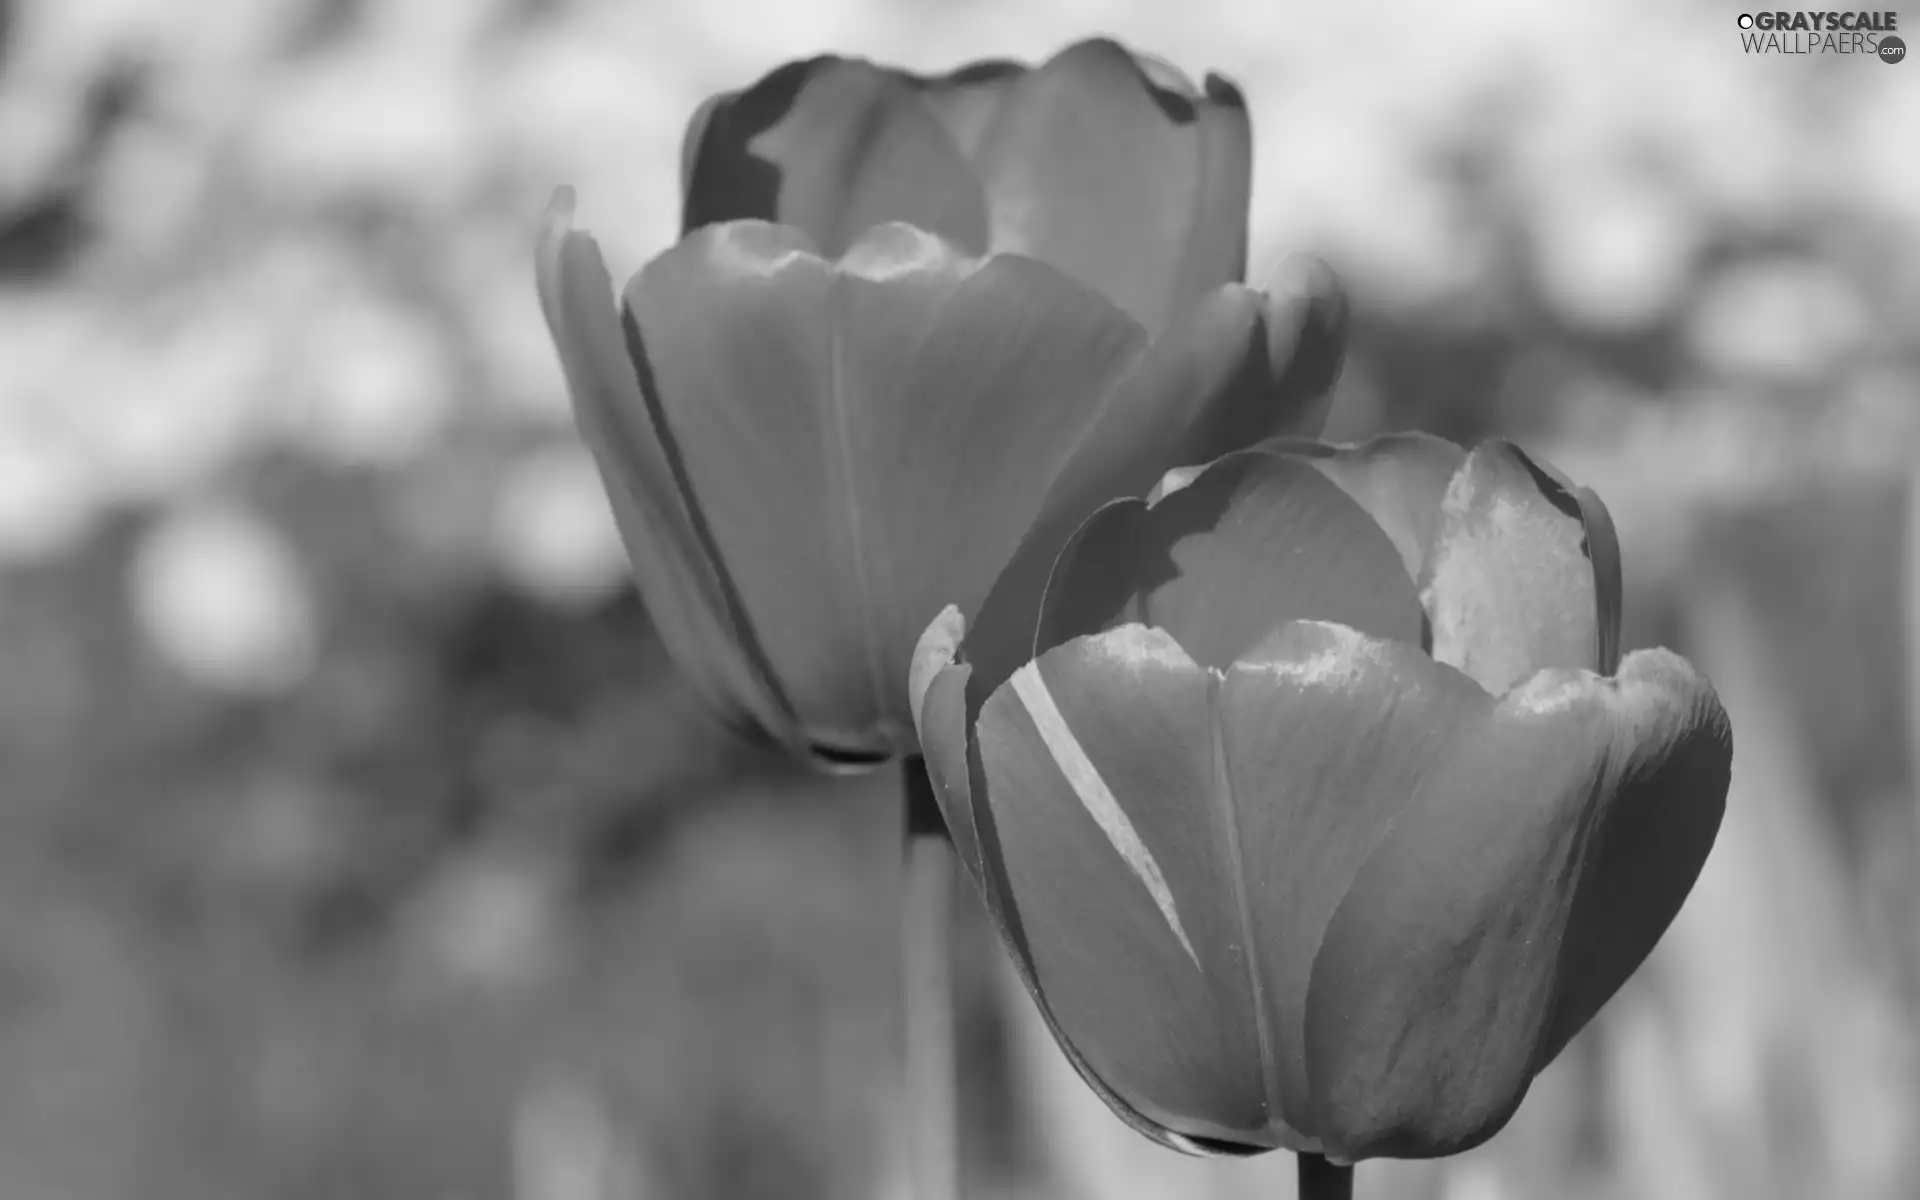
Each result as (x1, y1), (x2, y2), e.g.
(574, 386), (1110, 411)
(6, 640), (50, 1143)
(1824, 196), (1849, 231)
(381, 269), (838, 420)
(902, 755), (958, 1200)
(1297, 1153), (1353, 1200)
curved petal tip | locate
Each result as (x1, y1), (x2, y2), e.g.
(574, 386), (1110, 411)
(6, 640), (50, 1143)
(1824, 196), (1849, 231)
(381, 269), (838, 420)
(1422, 440), (1612, 692)
(535, 186), (585, 307)
(1129, 45), (1201, 99)
(909, 604), (967, 743)
(1263, 255), (1350, 395)
(1202, 72), (1245, 107)
(1146, 462), (1207, 505)
(545, 185), (578, 229)
(1263, 252), (1341, 298)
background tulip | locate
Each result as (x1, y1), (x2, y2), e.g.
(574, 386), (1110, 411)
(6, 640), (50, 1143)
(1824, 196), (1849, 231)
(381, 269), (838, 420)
(910, 434), (1733, 1169)
(680, 38), (1252, 334)
(556, 43), (1327, 1198)
(536, 191), (1345, 771)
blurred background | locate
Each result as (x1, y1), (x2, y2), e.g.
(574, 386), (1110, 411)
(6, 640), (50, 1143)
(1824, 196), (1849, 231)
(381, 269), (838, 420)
(1, 0), (1917, 1196)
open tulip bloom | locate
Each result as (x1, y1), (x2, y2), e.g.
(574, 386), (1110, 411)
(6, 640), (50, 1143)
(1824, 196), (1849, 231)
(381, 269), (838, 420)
(910, 434), (1733, 1171)
(535, 198), (1343, 770)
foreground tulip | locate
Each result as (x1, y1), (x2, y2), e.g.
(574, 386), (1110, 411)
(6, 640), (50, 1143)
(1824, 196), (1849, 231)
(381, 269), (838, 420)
(911, 434), (1732, 1181)
(680, 37), (1251, 334)
(536, 193), (1345, 771)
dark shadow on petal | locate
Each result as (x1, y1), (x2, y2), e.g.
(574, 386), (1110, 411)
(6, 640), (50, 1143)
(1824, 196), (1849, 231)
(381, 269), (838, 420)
(1266, 259), (1351, 408)
(811, 742), (894, 772)
(1203, 73), (1244, 108)
(902, 753), (951, 839)
(1535, 656), (1729, 1065)
(1036, 452), (1424, 671)
(1577, 487), (1623, 675)
(680, 90), (735, 206)
(1090, 38), (1200, 124)
(619, 303), (803, 743)
(1032, 499), (1156, 652)
(1188, 302), (1295, 459)
(684, 58), (987, 256)
(682, 58), (825, 233)
(1142, 76), (1197, 124)
(1509, 444), (1586, 525)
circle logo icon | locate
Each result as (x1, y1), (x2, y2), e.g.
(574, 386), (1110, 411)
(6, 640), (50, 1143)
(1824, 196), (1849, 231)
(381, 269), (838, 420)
(1881, 35), (1907, 63)
(1737, 13), (1754, 27)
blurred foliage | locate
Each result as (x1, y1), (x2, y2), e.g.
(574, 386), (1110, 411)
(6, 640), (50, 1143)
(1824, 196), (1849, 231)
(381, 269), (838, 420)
(0, 0), (1917, 1197)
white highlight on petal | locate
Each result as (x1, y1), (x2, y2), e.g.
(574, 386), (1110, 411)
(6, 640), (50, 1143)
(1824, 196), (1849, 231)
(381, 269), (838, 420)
(1505, 668), (1597, 715)
(838, 222), (965, 281)
(1505, 646), (1699, 717)
(1099, 623), (1200, 673)
(1147, 463), (1206, 504)
(1234, 620), (1386, 689)
(1009, 661), (1200, 969)
(908, 604), (966, 747)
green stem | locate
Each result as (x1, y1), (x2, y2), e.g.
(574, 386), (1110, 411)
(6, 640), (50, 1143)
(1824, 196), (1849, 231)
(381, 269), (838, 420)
(902, 756), (957, 1200)
(1297, 1153), (1353, 1200)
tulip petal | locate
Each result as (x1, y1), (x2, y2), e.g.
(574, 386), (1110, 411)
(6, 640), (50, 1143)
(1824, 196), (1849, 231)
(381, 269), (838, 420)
(1180, 74), (1255, 314)
(1421, 441), (1611, 691)
(536, 192), (801, 753)
(961, 276), (1347, 699)
(1302, 647), (1730, 1159)
(628, 220), (1143, 754)
(1219, 622), (1492, 1135)
(1560, 467), (1623, 674)
(911, 612), (1257, 1157)
(909, 59), (1026, 159)
(1037, 450), (1425, 670)
(682, 57), (989, 257)
(1253, 257), (1351, 430)
(972, 39), (1250, 332)
(680, 89), (734, 204)
(974, 625), (1295, 1148)
(1283, 433), (1466, 587)
(1537, 651), (1725, 1059)
(909, 605), (983, 878)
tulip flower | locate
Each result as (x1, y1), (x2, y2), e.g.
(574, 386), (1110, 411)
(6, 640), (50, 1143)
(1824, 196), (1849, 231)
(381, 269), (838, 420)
(910, 434), (1732, 1178)
(680, 38), (1251, 334)
(548, 40), (1339, 1200)
(535, 194), (1346, 771)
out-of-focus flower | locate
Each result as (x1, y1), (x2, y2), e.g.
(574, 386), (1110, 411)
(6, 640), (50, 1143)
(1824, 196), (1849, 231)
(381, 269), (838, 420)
(910, 434), (1731, 1160)
(536, 192), (1344, 770)
(131, 499), (319, 695)
(680, 38), (1251, 334)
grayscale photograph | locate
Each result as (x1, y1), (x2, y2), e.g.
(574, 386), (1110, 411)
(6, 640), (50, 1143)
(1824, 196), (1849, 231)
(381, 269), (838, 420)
(0, 1), (1912, 1197)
